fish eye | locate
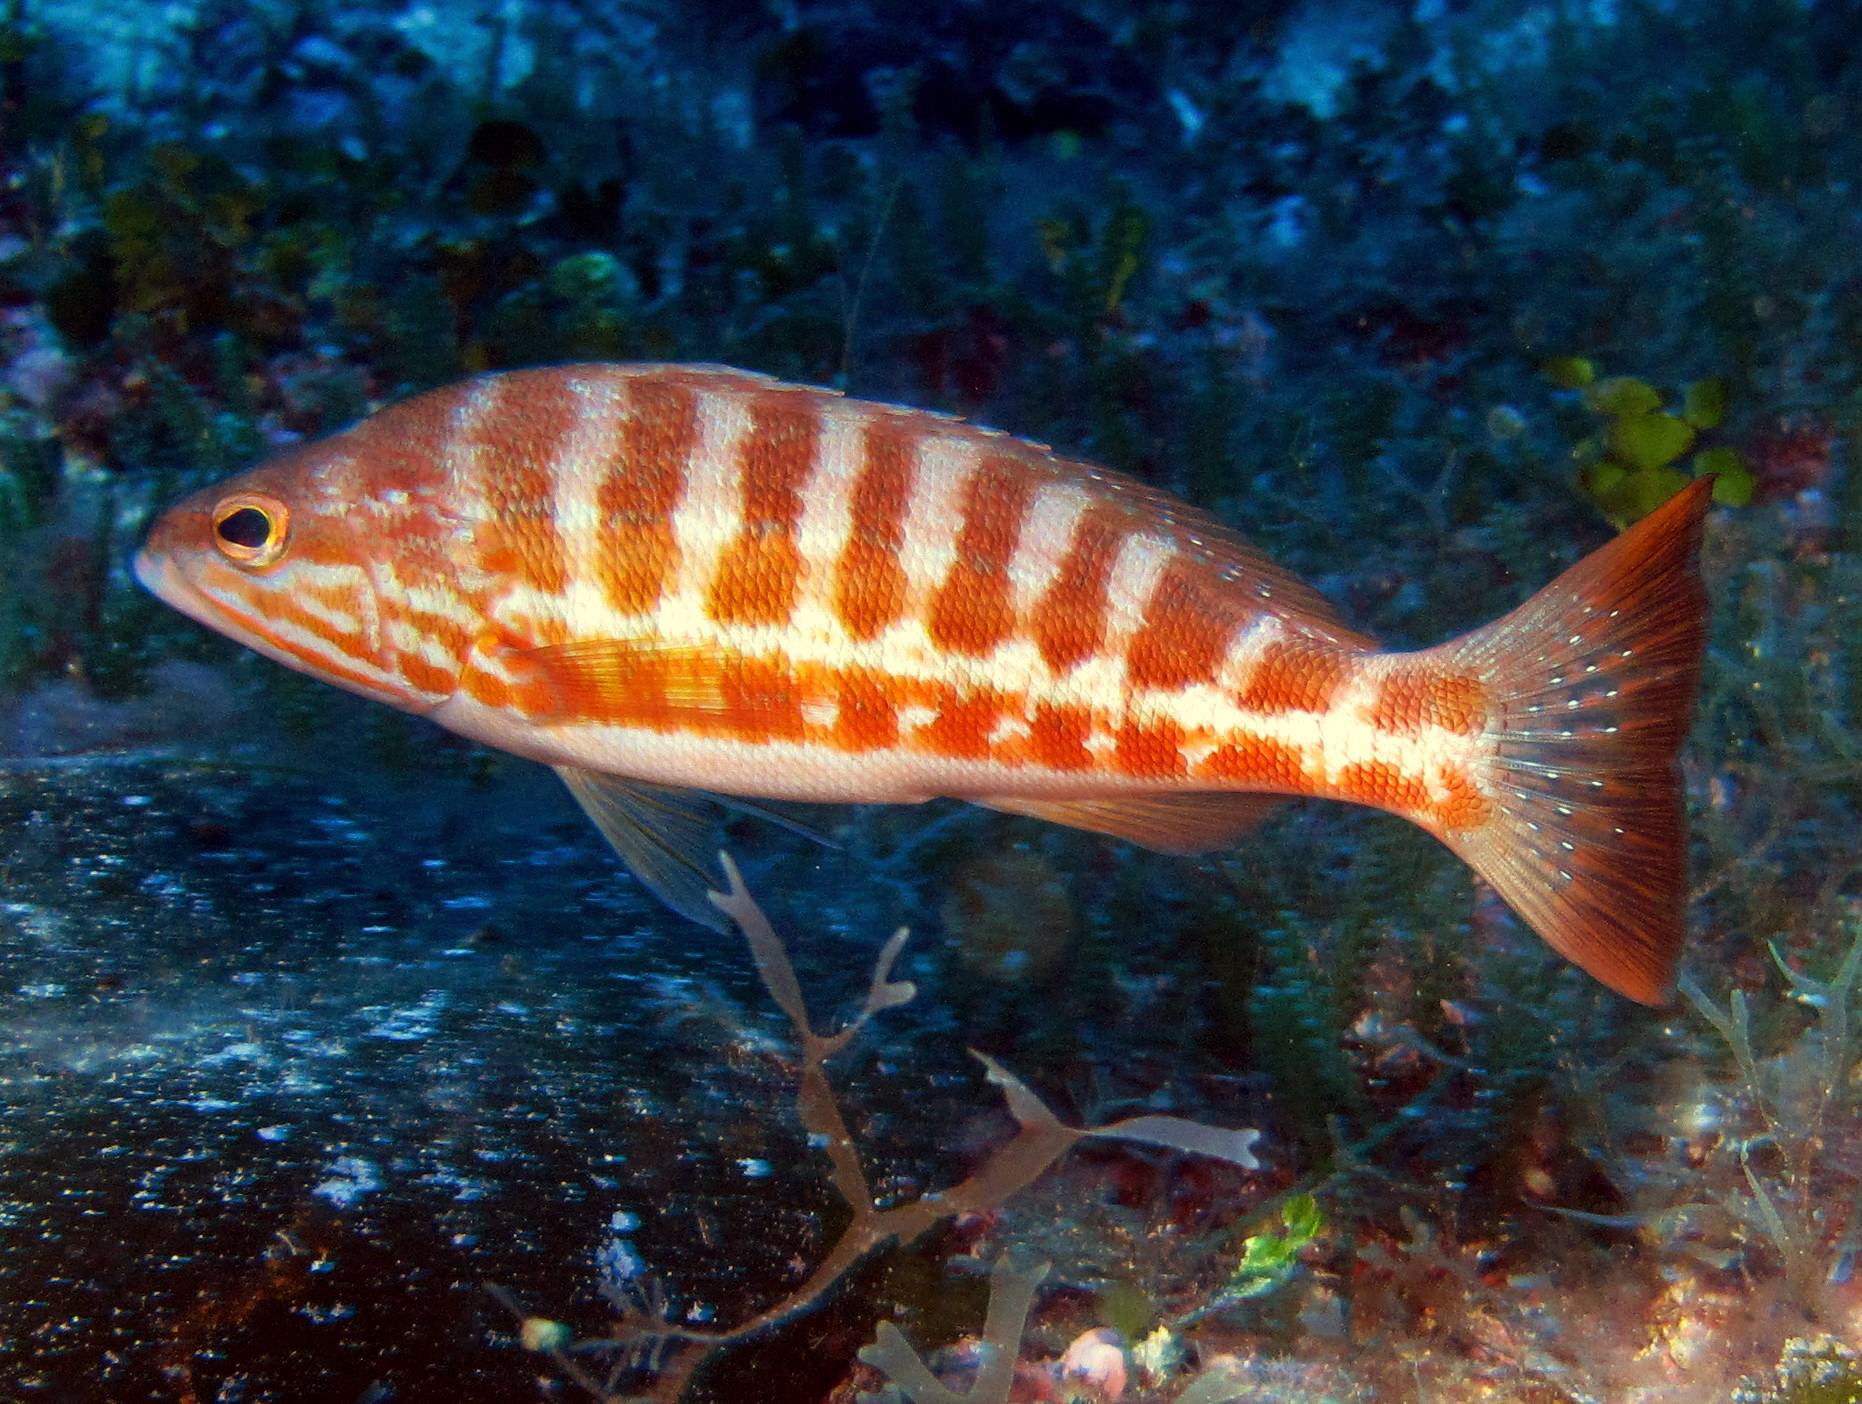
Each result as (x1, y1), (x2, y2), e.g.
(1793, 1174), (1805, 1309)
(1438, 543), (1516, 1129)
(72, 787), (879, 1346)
(210, 495), (290, 567)
(216, 507), (270, 548)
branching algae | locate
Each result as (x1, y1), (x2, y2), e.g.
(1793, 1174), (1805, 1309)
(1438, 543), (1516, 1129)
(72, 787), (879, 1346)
(500, 855), (1261, 1403)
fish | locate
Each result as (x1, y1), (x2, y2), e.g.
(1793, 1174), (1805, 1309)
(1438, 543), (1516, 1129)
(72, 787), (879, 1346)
(133, 363), (1711, 1003)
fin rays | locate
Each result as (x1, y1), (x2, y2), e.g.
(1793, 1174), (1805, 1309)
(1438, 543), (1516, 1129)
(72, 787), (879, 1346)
(1436, 477), (1713, 1004)
(555, 767), (734, 933)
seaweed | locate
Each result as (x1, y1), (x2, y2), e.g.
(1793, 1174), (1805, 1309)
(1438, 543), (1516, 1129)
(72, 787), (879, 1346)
(856, 1253), (1049, 1404)
(499, 857), (1261, 1403)
(1547, 357), (1756, 523)
(1676, 928), (1862, 1312)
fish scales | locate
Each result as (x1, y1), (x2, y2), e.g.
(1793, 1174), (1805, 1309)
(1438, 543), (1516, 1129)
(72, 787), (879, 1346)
(136, 362), (1713, 1004)
(428, 366), (1394, 807)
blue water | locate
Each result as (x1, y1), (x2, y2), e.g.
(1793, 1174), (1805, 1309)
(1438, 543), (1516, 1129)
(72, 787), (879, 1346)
(2, 2), (1858, 1400)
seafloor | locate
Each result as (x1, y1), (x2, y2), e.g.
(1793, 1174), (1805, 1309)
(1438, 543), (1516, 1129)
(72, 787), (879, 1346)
(1, 1), (1860, 1401)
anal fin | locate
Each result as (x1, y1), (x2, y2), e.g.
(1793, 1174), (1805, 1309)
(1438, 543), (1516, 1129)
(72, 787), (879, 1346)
(971, 792), (1284, 855)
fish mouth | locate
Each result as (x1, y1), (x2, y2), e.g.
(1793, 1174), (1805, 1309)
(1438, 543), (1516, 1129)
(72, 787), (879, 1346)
(134, 547), (289, 663)
(133, 547), (218, 629)
(133, 547), (419, 709)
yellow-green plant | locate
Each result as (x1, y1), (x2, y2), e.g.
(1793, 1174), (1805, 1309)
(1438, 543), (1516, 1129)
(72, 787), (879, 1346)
(1173, 1193), (1323, 1328)
(1544, 356), (1754, 524)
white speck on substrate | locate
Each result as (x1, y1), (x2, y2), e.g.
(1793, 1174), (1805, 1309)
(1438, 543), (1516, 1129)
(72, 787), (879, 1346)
(599, 1236), (646, 1283)
(314, 1155), (382, 1208)
(364, 991), (448, 1041)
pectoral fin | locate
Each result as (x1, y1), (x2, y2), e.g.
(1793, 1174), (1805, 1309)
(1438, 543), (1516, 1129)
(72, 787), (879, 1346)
(971, 792), (1284, 855)
(555, 767), (734, 932)
(555, 769), (837, 931)
(477, 634), (730, 724)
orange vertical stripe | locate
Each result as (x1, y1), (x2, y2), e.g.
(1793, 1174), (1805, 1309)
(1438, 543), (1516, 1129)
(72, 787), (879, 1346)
(831, 666), (901, 752)
(1031, 504), (1123, 673)
(1114, 717), (1188, 779)
(719, 654), (807, 742)
(598, 377), (695, 615)
(835, 420), (916, 640)
(1198, 733), (1306, 788)
(1336, 760), (1429, 814)
(706, 394), (819, 627)
(1434, 767), (1490, 830)
(926, 453), (1033, 657)
(1126, 556), (1240, 692)
(1371, 670), (1487, 737)
(468, 368), (575, 597)
(1028, 702), (1093, 771)
(1234, 640), (1348, 715)
(913, 684), (1001, 760)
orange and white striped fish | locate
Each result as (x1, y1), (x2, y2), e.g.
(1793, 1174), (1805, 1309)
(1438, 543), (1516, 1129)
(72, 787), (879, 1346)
(134, 363), (1711, 1004)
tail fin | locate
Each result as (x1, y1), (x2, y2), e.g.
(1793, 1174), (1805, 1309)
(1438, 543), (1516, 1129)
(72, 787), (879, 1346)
(1438, 477), (1713, 1004)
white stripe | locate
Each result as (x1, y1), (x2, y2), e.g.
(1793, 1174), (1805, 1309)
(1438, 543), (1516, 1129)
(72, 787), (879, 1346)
(658, 387), (751, 636)
(387, 616), (465, 677)
(1005, 481), (1089, 622)
(543, 370), (638, 637)
(1214, 615), (1287, 695)
(441, 376), (504, 493)
(791, 401), (867, 644)
(221, 589), (403, 691)
(895, 428), (979, 619)
(285, 560), (373, 652)
(555, 370), (628, 585)
(1103, 531), (1173, 662)
(289, 587), (361, 643)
